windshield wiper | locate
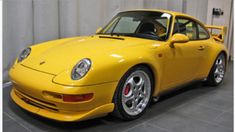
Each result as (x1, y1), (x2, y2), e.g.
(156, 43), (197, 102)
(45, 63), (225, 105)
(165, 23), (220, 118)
(99, 35), (124, 40)
(110, 32), (121, 37)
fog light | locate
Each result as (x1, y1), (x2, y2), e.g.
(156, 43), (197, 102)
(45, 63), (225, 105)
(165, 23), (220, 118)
(62, 93), (93, 102)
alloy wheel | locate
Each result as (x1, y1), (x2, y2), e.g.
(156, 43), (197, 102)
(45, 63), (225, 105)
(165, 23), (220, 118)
(214, 54), (225, 83)
(121, 70), (151, 116)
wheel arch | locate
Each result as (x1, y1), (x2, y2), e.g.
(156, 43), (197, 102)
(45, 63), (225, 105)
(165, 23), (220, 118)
(111, 62), (157, 120)
(219, 50), (228, 71)
(220, 50), (228, 61)
(126, 62), (158, 97)
(207, 49), (228, 78)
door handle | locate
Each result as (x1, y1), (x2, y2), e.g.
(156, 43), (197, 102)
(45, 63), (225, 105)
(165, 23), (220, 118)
(198, 46), (205, 51)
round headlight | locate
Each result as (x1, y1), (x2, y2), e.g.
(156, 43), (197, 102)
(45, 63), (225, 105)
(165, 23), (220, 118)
(71, 58), (92, 80)
(18, 47), (31, 62)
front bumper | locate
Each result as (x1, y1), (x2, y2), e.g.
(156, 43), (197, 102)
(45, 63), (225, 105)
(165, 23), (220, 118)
(11, 88), (114, 121)
(9, 64), (117, 121)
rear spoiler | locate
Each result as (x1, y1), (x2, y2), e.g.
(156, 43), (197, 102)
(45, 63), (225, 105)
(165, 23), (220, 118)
(205, 25), (227, 43)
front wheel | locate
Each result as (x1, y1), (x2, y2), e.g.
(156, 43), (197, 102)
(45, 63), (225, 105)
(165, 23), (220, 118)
(206, 53), (226, 86)
(112, 66), (153, 120)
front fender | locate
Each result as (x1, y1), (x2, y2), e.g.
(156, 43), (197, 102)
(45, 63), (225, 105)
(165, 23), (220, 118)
(52, 46), (162, 90)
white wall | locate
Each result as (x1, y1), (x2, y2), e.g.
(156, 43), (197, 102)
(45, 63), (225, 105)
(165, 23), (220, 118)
(185, 0), (208, 23)
(120, 0), (144, 10)
(206, 0), (233, 56)
(3, 0), (33, 81)
(59, 0), (78, 38)
(144, 0), (183, 12)
(167, 0), (183, 12)
(228, 4), (234, 60)
(33, 0), (60, 43)
(77, 0), (106, 36)
(3, 0), (234, 82)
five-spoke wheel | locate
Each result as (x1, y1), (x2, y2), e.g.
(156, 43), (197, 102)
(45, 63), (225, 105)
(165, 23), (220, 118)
(112, 66), (153, 120)
(122, 70), (151, 116)
(206, 53), (226, 86)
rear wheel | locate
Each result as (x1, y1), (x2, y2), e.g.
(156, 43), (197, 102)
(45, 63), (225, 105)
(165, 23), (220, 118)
(112, 66), (153, 120)
(206, 53), (226, 86)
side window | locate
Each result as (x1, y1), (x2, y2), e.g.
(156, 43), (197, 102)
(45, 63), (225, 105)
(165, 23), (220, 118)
(197, 24), (209, 39)
(155, 18), (168, 37)
(174, 18), (197, 40)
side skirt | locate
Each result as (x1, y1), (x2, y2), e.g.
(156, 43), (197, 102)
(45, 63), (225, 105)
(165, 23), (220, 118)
(152, 78), (206, 102)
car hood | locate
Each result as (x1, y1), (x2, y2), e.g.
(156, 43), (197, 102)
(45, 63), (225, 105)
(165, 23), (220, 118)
(22, 35), (154, 75)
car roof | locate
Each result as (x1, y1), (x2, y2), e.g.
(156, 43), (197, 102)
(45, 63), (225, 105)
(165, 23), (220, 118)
(122, 9), (196, 20)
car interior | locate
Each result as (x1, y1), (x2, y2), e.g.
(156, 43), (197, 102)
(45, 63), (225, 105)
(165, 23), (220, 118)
(135, 20), (168, 40)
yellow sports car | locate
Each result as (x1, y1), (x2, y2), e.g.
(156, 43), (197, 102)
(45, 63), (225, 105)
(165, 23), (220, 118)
(9, 9), (227, 122)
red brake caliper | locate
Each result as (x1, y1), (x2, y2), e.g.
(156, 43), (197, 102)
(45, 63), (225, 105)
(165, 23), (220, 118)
(124, 84), (131, 95)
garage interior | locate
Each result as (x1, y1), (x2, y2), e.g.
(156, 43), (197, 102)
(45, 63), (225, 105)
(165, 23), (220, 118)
(3, 0), (234, 132)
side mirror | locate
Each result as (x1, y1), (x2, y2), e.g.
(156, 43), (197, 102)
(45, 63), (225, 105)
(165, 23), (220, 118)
(170, 33), (189, 48)
(96, 27), (102, 34)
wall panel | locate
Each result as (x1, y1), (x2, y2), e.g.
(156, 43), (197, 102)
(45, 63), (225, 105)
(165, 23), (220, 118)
(3, 0), (33, 82)
(105, 0), (121, 24)
(185, 0), (208, 23)
(77, 0), (105, 35)
(59, 0), (78, 38)
(207, 0), (232, 51)
(167, 0), (183, 12)
(144, 0), (168, 10)
(120, 0), (144, 10)
(33, 0), (59, 43)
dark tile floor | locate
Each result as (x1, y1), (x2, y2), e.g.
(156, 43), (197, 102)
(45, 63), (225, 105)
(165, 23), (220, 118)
(3, 63), (233, 132)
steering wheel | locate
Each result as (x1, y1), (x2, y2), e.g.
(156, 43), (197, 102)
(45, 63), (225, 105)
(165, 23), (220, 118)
(143, 31), (162, 40)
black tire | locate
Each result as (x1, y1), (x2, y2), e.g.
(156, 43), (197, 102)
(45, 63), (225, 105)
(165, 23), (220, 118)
(112, 66), (154, 120)
(206, 53), (226, 86)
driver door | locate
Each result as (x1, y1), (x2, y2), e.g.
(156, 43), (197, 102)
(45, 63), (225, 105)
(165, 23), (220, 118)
(161, 17), (206, 90)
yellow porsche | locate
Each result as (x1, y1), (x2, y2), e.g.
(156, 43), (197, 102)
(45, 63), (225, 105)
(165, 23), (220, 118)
(9, 9), (228, 122)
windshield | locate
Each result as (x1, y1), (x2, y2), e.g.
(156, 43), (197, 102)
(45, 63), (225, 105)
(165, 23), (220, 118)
(98, 11), (172, 41)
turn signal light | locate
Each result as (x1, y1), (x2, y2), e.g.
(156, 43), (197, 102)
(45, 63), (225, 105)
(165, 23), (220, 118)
(62, 93), (93, 102)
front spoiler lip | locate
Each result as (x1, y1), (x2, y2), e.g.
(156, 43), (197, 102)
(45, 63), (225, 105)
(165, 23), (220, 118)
(11, 88), (114, 122)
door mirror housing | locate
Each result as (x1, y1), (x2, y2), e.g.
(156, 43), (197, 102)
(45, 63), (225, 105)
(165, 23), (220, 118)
(170, 33), (189, 48)
(96, 27), (102, 34)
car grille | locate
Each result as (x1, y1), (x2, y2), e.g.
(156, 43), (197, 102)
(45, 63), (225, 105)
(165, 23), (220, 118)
(14, 88), (58, 112)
